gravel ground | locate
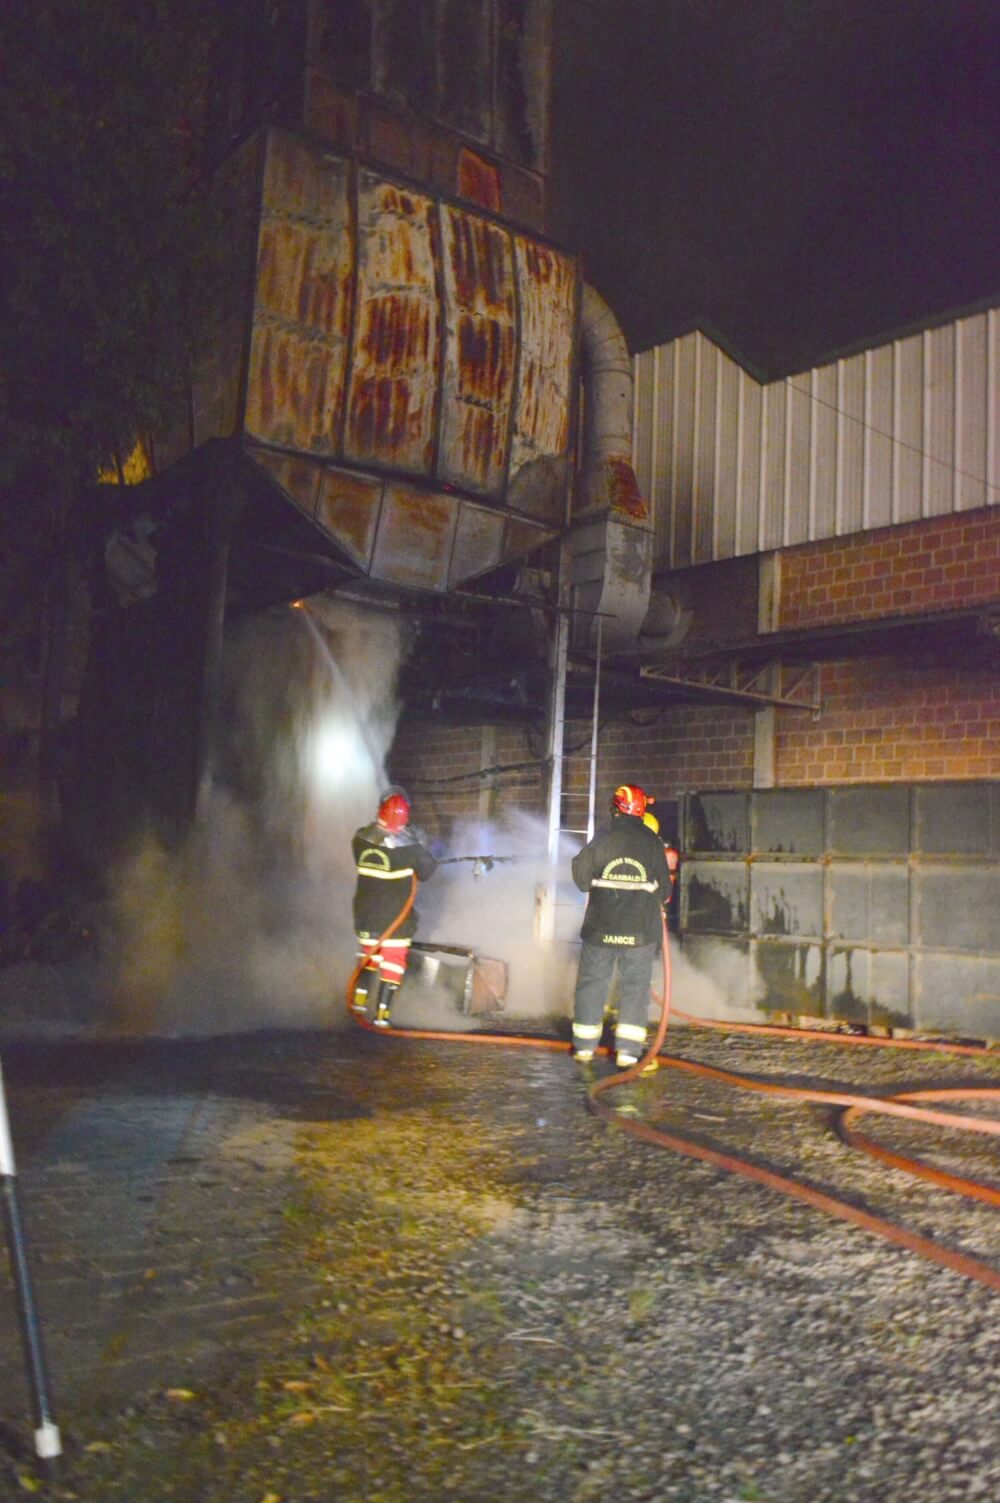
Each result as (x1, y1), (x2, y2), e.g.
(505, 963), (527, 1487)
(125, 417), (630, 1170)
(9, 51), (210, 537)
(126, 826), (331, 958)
(2, 1018), (999, 1502)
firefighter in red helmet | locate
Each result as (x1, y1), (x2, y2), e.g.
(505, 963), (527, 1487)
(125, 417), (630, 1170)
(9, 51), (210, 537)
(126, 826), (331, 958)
(351, 788), (437, 1027)
(570, 783), (673, 1067)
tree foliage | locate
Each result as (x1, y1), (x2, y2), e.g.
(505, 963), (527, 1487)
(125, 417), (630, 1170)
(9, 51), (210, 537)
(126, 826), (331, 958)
(0, 0), (220, 500)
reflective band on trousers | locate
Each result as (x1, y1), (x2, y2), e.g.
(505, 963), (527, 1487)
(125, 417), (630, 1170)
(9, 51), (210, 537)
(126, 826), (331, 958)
(590, 878), (658, 892)
(573, 1022), (602, 1041)
(616, 1022), (647, 1043)
(357, 866), (415, 879)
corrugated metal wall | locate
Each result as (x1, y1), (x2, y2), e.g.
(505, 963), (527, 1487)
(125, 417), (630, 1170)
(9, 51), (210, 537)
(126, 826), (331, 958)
(679, 782), (1000, 1040)
(633, 310), (1000, 569)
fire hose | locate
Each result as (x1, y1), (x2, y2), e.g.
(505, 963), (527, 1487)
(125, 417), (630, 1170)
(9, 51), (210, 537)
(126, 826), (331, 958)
(345, 879), (1000, 1292)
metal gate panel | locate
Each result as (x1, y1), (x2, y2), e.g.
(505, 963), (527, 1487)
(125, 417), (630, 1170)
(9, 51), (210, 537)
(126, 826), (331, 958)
(828, 863), (909, 947)
(752, 788), (824, 856)
(677, 781), (1000, 1038)
(750, 863), (823, 939)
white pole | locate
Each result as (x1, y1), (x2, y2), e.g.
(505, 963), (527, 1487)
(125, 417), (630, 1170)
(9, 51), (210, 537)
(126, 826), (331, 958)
(0, 1057), (62, 1462)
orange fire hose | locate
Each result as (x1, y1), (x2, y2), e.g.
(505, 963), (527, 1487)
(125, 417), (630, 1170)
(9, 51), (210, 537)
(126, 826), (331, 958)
(345, 880), (1000, 1291)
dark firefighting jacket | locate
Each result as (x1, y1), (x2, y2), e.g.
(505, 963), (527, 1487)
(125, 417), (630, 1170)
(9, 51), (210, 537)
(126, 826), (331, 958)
(351, 822), (438, 941)
(571, 813), (673, 947)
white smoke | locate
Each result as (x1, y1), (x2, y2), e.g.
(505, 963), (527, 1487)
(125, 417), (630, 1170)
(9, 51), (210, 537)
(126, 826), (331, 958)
(110, 597), (406, 1036)
(414, 810), (582, 1020)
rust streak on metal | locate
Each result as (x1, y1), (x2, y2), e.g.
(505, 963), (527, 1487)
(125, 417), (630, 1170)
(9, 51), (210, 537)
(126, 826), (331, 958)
(508, 236), (576, 486)
(344, 174), (439, 474)
(439, 207), (517, 497)
(245, 131), (354, 454)
(315, 468), (382, 567)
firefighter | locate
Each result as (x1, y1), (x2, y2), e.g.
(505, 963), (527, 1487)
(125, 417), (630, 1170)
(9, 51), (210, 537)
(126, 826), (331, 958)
(643, 809), (680, 898)
(570, 783), (673, 1067)
(351, 788), (437, 1028)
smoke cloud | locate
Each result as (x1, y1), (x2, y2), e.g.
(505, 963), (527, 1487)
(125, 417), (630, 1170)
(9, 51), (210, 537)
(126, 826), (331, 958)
(111, 597), (405, 1036)
(412, 810), (581, 1021)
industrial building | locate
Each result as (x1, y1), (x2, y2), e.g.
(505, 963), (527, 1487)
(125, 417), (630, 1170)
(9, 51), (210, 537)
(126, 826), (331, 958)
(80, 1), (1000, 1040)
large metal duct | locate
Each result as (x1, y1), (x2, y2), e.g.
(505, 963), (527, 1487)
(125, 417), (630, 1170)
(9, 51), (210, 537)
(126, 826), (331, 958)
(569, 284), (653, 650)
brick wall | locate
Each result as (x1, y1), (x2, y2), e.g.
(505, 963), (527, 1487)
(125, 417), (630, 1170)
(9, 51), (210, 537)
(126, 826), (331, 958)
(775, 506), (1000, 784)
(596, 706), (755, 800)
(779, 659), (1000, 784)
(388, 721), (546, 843)
(780, 506), (1000, 629)
(390, 508), (1000, 832)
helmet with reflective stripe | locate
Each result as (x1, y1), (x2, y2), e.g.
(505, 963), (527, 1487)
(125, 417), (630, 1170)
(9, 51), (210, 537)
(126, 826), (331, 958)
(612, 783), (648, 818)
(377, 791), (410, 832)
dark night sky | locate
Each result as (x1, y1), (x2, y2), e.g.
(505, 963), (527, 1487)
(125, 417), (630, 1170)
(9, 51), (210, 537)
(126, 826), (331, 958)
(550, 0), (1000, 377)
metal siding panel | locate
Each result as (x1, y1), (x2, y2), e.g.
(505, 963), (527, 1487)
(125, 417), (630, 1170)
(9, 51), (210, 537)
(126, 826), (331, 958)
(736, 371), (761, 555)
(437, 206), (517, 499)
(632, 350), (654, 505)
(714, 350), (740, 558)
(448, 503), (506, 585)
(785, 375), (812, 545)
(828, 786), (910, 855)
(752, 788), (824, 855)
(245, 133), (354, 454)
(812, 363), (838, 536)
(828, 947), (911, 1028)
(686, 791), (749, 853)
(761, 381), (786, 550)
(752, 938), (825, 1016)
(693, 334), (718, 562)
(828, 865), (909, 946)
(684, 862), (749, 933)
(507, 238), (576, 517)
(956, 313), (988, 511)
(344, 173), (441, 476)
(751, 863), (824, 939)
(652, 342), (677, 570)
(672, 334), (697, 566)
(501, 514), (552, 565)
(913, 953), (1000, 1037)
(915, 866), (1000, 951)
(894, 333), (924, 523)
(632, 306), (995, 561)
(989, 309), (999, 504)
(246, 448), (323, 518)
(914, 781), (1000, 856)
(838, 354), (865, 534)
(370, 483), (457, 590)
(315, 467), (383, 569)
(926, 322), (956, 515)
(865, 345), (894, 528)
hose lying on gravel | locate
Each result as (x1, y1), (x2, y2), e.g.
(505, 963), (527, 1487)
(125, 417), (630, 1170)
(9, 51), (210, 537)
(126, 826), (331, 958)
(346, 881), (1000, 1293)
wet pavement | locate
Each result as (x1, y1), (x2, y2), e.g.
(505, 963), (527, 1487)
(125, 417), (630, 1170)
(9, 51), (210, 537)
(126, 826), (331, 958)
(1, 1018), (999, 1502)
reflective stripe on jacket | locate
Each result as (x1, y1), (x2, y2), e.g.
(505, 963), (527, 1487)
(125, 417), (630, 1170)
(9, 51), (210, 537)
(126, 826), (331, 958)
(351, 822), (437, 940)
(571, 815), (673, 947)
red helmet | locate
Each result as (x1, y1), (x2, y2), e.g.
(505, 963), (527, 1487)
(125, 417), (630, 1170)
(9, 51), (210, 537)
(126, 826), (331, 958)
(377, 792), (410, 833)
(611, 783), (648, 818)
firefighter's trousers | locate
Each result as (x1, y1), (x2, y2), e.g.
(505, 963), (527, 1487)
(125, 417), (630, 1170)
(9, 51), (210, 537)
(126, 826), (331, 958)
(357, 935), (412, 989)
(572, 940), (657, 1057)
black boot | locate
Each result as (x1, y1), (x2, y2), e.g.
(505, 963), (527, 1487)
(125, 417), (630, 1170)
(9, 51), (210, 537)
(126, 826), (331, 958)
(351, 969), (376, 1014)
(372, 978), (393, 1029)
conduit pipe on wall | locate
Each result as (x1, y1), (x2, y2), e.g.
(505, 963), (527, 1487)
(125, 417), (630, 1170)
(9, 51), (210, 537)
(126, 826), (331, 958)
(570, 284), (653, 650)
